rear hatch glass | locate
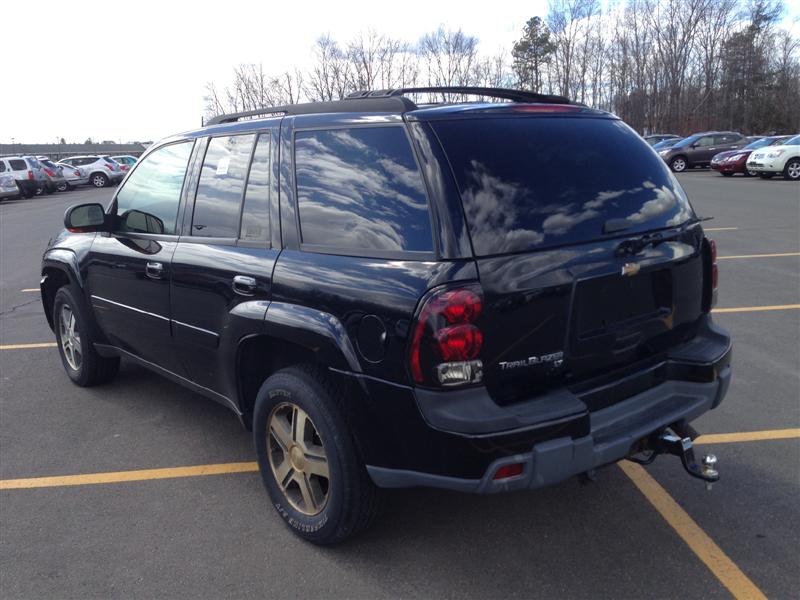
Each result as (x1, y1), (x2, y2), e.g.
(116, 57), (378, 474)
(433, 116), (694, 256)
(433, 115), (705, 406)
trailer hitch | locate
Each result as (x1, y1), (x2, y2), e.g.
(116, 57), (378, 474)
(628, 427), (719, 490)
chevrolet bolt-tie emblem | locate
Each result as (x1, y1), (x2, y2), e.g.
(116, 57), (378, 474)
(621, 262), (641, 277)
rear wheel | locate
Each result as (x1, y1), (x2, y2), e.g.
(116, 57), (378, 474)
(253, 366), (381, 545)
(53, 286), (119, 386)
(784, 159), (800, 181)
(56, 181), (68, 192)
(670, 156), (688, 172)
(91, 173), (108, 188)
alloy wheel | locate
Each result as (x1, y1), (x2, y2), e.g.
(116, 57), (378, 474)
(92, 175), (106, 187)
(786, 161), (800, 180)
(59, 304), (82, 371)
(672, 158), (686, 172)
(267, 402), (330, 515)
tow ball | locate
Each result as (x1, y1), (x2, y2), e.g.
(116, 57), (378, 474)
(628, 427), (719, 490)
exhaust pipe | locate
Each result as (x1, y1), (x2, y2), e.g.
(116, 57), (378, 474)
(628, 426), (719, 490)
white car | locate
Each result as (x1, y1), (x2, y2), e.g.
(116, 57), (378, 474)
(746, 134), (800, 180)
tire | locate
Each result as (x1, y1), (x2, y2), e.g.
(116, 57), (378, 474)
(783, 159), (800, 181)
(56, 182), (68, 192)
(759, 173), (774, 179)
(670, 156), (688, 172)
(53, 286), (120, 386)
(253, 365), (381, 545)
(721, 172), (733, 177)
(91, 173), (109, 188)
(23, 188), (35, 199)
(745, 170), (757, 177)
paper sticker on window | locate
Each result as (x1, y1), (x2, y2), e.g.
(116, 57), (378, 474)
(216, 157), (230, 176)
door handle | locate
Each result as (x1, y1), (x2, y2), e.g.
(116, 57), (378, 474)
(232, 275), (257, 296)
(146, 261), (164, 279)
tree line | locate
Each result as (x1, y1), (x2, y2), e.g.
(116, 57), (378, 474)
(205, 0), (799, 135)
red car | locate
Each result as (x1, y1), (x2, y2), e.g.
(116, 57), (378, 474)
(711, 136), (792, 176)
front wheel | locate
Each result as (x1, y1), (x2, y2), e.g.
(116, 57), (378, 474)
(91, 173), (109, 188)
(784, 159), (800, 181)
(670, 157), (688, 172)
(56, 182), (68, 192)
(253, 366), (381, 545)
(53, 286), (119, 386)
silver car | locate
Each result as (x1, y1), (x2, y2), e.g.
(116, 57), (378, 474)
(55, 163), (89, 190)
(36, 157), (68, 192)
(0, 174), (19, 200)
(58, 155), (124, 188)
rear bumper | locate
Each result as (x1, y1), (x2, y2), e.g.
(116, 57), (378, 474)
(367, 316), (731, 492)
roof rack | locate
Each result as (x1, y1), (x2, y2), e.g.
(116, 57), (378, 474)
(205, 96), (417, 125)
(205, 87), (572, 126)
(346, 86), (571, 105)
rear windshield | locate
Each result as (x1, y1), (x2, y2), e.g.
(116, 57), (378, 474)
(434, 117), (695, 255)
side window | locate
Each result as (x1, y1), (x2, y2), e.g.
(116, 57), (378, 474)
(192, 134), (255, 238)
(115, 141), (193, 235)
(0, 162), (5, 172)
(696, 136), (715, 147)
(240, 133), (270, 242)
(294, 126), (433, 253)
(715, 134), (733, 145)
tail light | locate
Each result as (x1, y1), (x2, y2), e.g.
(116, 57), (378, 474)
(410, 284), (484, 387)
(44, 168), (55, 177)
(27, 170), (34, 180)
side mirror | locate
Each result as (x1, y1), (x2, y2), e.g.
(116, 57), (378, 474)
(64, 203), (107, 232)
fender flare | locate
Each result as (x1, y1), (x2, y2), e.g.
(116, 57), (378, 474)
(40, 249), (83, 330)
(262, 301), (361, 374)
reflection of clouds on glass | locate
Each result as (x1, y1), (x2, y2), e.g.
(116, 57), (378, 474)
(295, 127), (432, 252)
(116, 141), (193, 234)
(193, 134), (255, 238)
(460, 160), (544, 254)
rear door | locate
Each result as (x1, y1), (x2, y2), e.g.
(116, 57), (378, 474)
(432, 113), (706, 406)
(86, 140), (194, 372)
(715, 133), (743, 152)
(170, 126), (279, 399)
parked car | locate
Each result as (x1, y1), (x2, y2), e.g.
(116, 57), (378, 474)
(110, 155), (138, 170)
(23, 156), (53, 194)
(0, 156), (43, 197)
(56, 163), (90, 190)
(658, 131), (746, 172)
(36, 158), (68, 192)
(651, 138), (684, 151)
(0, 174), (19, 199)
(58, 155), (124, 187)
(644, 133), (680, 146)
(711, 136), (792, 177)
(42, 87), (729, 544)
(746, 134), (800, 180)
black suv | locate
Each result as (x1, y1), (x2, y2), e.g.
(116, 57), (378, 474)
(658, 131), (745, 172)
(41, 87), (731, 544)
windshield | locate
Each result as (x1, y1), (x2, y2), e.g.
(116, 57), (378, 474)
(434, 116), (696, 256)
(653, 138), (681, 150)
(782, 134), (800, 146)
(743, 138), (770, 150)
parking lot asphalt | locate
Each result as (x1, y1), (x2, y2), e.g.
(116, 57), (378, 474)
(1, 173), (798, 599)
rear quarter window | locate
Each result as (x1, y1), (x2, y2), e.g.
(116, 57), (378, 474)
(9, 160), (27, 170)
(294, 126), (433, 254)
(433, 116), (695, 256)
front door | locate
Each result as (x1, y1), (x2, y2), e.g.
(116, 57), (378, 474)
(87, 140), (195, 373)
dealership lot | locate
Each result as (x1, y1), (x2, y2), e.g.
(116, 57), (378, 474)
(1, 173), (798, 599)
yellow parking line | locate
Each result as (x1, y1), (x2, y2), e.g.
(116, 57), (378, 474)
(705, 227), (739, 232)
(0, 462), (259, 490)
(712, 304), (800, 314)
(20, 288), (40, 292)
(695, 428), (800, 445)
(619, 461), (767, 600)
(0, 343), (57, 350)
(717, 252), (800, 260)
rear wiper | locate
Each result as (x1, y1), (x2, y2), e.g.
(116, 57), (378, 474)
(615, 232), (667, 256)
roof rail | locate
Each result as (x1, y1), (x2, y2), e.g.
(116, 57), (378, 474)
(346, 87), (572, 105)
(205, 96), (418, 125)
